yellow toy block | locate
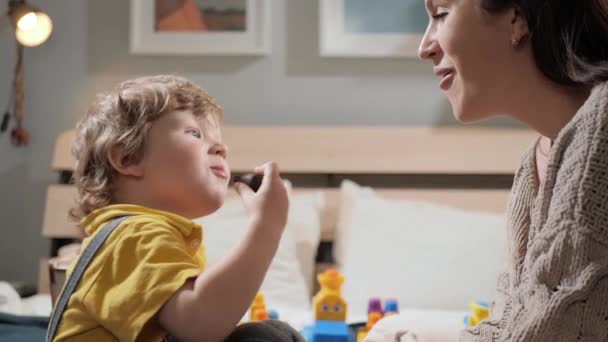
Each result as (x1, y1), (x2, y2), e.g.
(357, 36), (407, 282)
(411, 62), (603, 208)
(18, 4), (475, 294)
(312, 269), (347, 322)
(356, 311), (383, 342)
(470, 301), (489, 321)
(253, 308), (269, 321)
(365, 312), (383, 331)
(250, 293), (266, 321)
(464, 301), (489, 327)
(356, 330), (367, 342)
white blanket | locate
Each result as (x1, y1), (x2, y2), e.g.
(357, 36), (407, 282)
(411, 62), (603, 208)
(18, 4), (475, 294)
(0, 282), (52, 317)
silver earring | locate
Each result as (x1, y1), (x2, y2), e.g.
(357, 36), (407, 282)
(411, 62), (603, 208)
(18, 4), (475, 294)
(511, 35), (520, 46)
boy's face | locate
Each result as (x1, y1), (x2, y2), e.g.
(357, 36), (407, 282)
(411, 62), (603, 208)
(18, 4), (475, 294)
(142, 110), (230, 218)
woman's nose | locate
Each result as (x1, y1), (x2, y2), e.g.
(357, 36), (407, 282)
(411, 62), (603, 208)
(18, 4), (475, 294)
(418, 27), (441, 61)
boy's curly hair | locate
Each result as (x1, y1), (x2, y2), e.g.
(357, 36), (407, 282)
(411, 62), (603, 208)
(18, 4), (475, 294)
(70, 75), (223, 220)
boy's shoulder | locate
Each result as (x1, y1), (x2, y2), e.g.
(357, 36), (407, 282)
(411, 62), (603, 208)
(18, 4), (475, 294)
(83, 205), (199, 240)
(115, 214), (196, 239)
(81, 216), (172, 250)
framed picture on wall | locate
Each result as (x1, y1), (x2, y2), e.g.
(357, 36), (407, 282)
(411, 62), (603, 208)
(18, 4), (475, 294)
(130, 0), (271, 55)
(319, 0), (428, 58)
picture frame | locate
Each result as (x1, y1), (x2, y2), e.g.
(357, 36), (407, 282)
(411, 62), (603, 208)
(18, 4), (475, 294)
(130, 0), (271, 55)
(319, 0), (428, 58)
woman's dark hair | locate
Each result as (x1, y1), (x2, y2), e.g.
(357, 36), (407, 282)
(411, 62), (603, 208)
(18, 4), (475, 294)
(482, 0), (608, 86)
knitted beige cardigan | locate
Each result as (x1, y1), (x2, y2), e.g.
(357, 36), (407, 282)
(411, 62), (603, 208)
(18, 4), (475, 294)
(462, 81), (608, 342)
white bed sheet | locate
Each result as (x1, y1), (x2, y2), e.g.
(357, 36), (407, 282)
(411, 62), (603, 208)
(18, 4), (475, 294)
(256, 306), (466, 341)
(363, 309), (466, 342)
(10, 293), (466, 342)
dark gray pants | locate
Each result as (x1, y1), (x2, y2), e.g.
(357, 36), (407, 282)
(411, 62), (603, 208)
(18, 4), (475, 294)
(224, 320), (305, 342)
(165, 320), (304, 342)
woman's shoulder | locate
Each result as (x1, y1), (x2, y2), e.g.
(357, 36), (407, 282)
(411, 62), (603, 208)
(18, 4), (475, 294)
(577, 81), (608, 129)
(549, 81), (608, 225)
(563, 81), (608, 161)
(510, 138), (538, 192)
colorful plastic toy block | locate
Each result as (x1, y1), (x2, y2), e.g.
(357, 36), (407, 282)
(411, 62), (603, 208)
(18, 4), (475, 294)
(463, 301), (489, 327)
(313, 269), (347, 322)
(356, 311), (384, 342)
(249, 293), (267, 321)
(383, 299), (399, 316)
(365, 312), (383, 331)
(367, 298), (383, 315)
(356, 298), (400, 342)
(268, 309), (279, 320)
(254, 309), (269, 321)
(303, 269), (351, 341)
(302, 321), (350, 342)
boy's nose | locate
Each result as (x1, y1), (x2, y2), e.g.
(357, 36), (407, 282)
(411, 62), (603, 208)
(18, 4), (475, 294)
(209, 143), (228, 159)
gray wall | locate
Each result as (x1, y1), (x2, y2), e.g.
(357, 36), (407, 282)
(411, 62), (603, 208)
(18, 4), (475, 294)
(0, 0), (519, 285)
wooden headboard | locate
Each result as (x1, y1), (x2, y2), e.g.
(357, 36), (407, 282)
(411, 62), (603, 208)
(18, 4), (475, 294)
(52, 126), (533, 174)
(40, 126), (536, 292)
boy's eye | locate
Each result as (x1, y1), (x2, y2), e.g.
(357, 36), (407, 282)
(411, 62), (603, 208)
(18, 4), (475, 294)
(187, 129), (202, 139)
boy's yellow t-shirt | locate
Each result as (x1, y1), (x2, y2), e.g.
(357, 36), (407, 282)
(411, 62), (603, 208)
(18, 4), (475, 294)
(52, 204), (205, 342)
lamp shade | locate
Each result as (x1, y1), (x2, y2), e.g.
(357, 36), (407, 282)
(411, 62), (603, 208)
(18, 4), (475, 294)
(14, 10), (53, 47)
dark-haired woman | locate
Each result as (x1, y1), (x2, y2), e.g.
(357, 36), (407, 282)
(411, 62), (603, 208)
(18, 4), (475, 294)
(368, 1), (608, 341)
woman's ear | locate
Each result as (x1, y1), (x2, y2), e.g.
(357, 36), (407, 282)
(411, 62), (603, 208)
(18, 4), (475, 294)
(510, 6), (530, 44)
(108, 144), (144, 177)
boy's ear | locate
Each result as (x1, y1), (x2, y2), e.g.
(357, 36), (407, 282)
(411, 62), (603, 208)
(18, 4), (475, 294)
(107, 144), (144, 177)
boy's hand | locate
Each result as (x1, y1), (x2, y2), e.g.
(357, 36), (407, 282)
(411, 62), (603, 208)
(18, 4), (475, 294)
(234, 162), (289, 236)
(160, 162), (288, 341)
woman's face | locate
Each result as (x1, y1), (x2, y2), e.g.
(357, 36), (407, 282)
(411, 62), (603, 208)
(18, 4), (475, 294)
(419, 0), (523, 122)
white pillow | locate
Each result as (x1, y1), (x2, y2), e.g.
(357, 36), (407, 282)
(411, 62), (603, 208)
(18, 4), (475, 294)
(335, 180), (508, 320)
(287, 190), (323, 295)
(196, 182), (322, 313)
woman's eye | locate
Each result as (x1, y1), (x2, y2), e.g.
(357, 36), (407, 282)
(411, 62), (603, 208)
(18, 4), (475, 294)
(432, 12), (448, 21)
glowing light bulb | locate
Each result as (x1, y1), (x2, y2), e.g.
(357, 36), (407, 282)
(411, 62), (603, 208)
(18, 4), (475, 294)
(15, 12), (53, 47)
(17, 12), (37, 30)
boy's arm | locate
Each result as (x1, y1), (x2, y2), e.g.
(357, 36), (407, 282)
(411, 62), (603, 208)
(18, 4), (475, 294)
(158, 162), (288, 342)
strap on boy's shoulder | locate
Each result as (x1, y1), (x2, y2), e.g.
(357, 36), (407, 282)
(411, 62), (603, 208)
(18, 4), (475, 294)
(46, 215), (132, 342)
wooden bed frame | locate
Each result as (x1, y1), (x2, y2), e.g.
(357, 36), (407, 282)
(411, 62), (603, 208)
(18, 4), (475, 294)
(40, 126), (537, 294)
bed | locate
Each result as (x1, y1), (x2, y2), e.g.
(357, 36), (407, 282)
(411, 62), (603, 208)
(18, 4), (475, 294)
(40, 126), (536, 337)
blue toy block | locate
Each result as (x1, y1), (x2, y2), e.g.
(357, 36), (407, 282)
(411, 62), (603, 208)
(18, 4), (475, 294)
(475, 301), (489, 308)
(384, 300), (399, 314)
(302, 321), (350, 342)
(268, 309), (279, 320)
